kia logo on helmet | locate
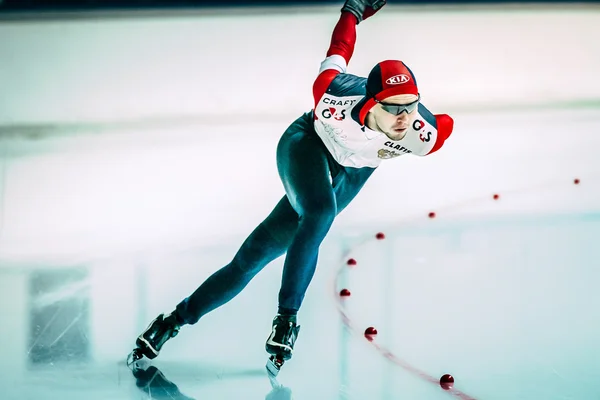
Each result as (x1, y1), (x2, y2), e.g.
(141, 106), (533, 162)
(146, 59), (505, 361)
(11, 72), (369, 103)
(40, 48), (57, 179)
(386, 74), (410, 85)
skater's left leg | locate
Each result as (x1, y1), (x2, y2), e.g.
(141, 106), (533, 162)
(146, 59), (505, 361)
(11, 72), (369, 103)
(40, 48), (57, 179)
(265, 129), (375, 368)
(276, 149), (376, 316)
(274, 128), (339, 317)
(264, 124), (339, 362)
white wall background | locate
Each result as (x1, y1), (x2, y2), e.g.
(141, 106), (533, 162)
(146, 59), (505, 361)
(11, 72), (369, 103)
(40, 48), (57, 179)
(1, 3), (600, 381)
(0, 4), (599, 128)
(1, 108), (599, 262)
(1, 2), (600, 261)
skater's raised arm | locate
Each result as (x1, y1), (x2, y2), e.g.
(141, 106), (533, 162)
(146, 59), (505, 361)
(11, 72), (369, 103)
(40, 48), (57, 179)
(312, 0), (386, 106)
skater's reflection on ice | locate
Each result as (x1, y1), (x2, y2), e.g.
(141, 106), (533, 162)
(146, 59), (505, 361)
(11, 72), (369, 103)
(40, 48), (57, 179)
(266, 371), (293, 400)
(265, 385), (293, 400)
(128, 359), (293, 400)
(131, 361), (195, 400)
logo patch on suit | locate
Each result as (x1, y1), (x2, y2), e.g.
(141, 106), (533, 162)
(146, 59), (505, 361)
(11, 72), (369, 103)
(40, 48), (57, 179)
(322, 107), (346, 121)
(377, 149), (402, 159)
(413, 119), (432, 142)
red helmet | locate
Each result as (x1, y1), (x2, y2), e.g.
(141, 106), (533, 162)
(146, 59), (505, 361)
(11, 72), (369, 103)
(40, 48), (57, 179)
(359, 60), (419, 124)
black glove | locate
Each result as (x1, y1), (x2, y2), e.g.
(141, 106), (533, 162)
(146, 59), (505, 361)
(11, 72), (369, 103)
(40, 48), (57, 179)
(341, 0), (387, 23)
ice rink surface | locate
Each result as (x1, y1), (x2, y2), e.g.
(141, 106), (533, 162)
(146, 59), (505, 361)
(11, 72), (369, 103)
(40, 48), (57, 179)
(1, 107), (600, 400)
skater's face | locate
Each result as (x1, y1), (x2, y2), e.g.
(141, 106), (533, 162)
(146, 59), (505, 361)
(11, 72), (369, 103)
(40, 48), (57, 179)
(370, 94), (419, 141)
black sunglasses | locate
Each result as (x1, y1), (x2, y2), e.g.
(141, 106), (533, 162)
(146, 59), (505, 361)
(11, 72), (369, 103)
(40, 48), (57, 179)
(375, 94), (420, 115)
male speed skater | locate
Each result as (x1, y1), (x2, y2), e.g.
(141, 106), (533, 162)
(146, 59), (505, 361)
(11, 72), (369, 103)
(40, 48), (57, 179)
(127, 0), (454, 376)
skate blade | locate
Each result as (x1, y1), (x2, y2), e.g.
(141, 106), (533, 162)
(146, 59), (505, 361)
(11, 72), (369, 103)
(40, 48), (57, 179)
(266, 360), (280, 377)
(126, 348), (148, 370)
(266, 356), (284, 377)
(267, 370), (282, 389)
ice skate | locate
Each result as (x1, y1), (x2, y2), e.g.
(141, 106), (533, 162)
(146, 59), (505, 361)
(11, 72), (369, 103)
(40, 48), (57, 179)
(265, 315), (300, 376)
(127, 312), (181, 367)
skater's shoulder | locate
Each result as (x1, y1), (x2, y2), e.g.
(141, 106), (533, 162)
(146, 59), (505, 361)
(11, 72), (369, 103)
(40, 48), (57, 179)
(325, 73), (367, 97)
(412, 103), (454, 156)
(417, 103), (454, 136)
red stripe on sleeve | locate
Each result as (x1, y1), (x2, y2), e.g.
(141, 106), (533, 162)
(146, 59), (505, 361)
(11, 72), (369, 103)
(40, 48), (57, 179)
(312, 11), (358, 109)
(312, 70), (339, 109)
(428, 114), (454, 155)
(326, 11), (357, 64)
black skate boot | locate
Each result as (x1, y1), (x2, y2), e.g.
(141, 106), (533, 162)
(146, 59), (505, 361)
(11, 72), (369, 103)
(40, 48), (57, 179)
(127, 312), (181, 366)
(265, 315), (300, 376)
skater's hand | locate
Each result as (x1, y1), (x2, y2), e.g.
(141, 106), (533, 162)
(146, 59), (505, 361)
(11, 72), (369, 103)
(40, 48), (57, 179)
(341, 0), (387, 23)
